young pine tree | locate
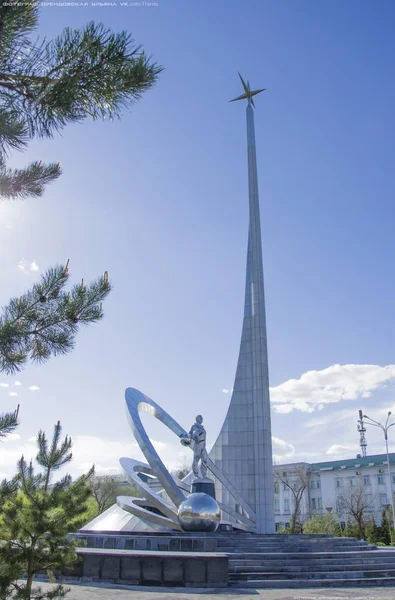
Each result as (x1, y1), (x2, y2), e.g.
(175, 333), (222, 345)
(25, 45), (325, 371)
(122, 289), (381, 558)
(380, 509), (392, 546)
(0, 422), (94, 600)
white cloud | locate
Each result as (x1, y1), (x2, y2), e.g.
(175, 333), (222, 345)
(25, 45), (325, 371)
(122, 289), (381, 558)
(71, 435), (184, 477)
(273, 404), (294, 414)
(222, 389), (230, 394)
(29, 385), (40, 391)
(0, 383), (9, 388)
(326, 443), (360, 457)
(270, 364), (395, 414)
(79, 463), (121, 476)
(304, 408), (361, 431)
(272, 436), (295, 462)
(303, 416), (330, 429)
(14, 382), (22, 386)
(9, 392), (18, 397)
(17, 260), (40, 275)
(0, 431), (190, 480)
(2, 433), (21, 443)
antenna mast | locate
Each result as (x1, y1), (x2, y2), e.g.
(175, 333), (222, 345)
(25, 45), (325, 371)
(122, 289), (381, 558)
(357, 409), (367, 457)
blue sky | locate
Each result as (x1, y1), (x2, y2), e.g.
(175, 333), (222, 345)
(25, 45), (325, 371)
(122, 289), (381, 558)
(1, 0), (395, 477)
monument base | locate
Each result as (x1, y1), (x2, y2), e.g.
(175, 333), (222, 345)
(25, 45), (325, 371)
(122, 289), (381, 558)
(191, 478), (216, 499)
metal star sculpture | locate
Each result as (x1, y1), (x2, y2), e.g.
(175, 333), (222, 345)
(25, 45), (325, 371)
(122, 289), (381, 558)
(230, 73), (265, 108)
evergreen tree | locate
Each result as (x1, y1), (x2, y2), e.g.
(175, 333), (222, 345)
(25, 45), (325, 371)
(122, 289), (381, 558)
(303, 513), (342, 536)
(380, 509), (392, 545)
(0, 2), (162, 198)
(364, 516), (381, 545)
(0, 421), (94, 599)
(0, 405), (19, 438)
(0, 262), (110, 375)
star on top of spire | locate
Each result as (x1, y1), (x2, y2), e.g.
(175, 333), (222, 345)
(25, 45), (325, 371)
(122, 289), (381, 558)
(229, 73), (266, 108)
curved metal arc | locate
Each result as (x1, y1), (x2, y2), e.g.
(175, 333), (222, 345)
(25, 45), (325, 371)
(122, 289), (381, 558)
(117, 495), (182, 531)
(123, 387), (256, 531)
(119, 457), (179, 522)
(125, 388), (188, 507)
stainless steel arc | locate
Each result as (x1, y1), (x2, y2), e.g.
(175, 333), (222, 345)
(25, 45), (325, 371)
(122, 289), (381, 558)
(125, 387), (188, 508)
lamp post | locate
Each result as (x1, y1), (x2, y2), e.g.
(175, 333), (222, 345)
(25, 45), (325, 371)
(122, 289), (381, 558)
(364, 412), (395, 542)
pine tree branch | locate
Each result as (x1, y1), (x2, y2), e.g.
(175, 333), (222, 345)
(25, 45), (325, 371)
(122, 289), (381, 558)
(0, 108), (28, 156)
(0, 21), (162, 138)
(0, 4), (39, 55)
(0, 264), (111, 374)
(0, 160), (61, 199)
(0, 405), (19, 438)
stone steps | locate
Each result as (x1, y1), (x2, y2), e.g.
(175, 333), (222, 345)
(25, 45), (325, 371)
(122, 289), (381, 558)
(230, 562), (395, 573)
(231, 568), (395, 580)
(219, 545), (372, 553)
(227, 550), (381, 560)
(226, 537), (395, 588)
(231, 557), (395, 568)
(229, 577), (395, 588)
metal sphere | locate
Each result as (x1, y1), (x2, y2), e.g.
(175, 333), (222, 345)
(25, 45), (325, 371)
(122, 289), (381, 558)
(177, 492), (220, 532)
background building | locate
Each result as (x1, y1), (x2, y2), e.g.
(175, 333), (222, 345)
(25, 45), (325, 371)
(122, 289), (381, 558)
(274, 453), (395, 530)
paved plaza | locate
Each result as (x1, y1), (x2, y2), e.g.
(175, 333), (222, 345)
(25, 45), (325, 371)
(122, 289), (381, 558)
(37, 582), (395, 600)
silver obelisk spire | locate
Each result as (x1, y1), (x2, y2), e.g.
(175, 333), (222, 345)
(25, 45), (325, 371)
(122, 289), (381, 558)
(209, 74), (274, 534)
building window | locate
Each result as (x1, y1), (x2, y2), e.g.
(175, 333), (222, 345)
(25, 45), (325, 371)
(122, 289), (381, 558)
(340, 521), (346, 530)
(336, 478), (343, 488)
(380, 493), (388, 506)
(283, 483), (288, 491)
(311, 498), (316, 510)
(274, 498), (280, 512)
(284, 499), (290, 513)
(317, 497), (322, 509)
(365, 494), (373, 509)
(274, 482), (279, 494)
(285, 522), (290, 529)
(378, 474), (385, 485)
(317, 481), (320, 490)
(392, 475), (395, 484)
(275, 522), (281, 532)
(350, 477), (356, 487)
(364, 475), (370, 485)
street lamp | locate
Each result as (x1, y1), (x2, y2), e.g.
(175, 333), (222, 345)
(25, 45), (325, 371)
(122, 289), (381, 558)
(364, 411), (395, 541)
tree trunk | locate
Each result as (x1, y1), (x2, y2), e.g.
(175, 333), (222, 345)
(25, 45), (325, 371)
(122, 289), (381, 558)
(290, 501), (300, 534)
(358, 520), (364, 540)
(25, 547), (35, 597)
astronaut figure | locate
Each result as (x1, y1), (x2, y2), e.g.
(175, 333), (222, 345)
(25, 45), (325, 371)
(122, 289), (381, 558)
(189, 415), (208, 479)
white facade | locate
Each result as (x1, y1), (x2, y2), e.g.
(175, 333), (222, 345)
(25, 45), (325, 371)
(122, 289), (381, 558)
(273, 453), (395, 530)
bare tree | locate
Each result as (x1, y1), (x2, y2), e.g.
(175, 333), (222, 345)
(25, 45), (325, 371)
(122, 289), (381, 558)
(336, 476), (376, 539)
(172, 458), (192, 481)
(91, 476), (120, 514)
(90, 475), (140, 515)
(276, 467), (310, 533)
